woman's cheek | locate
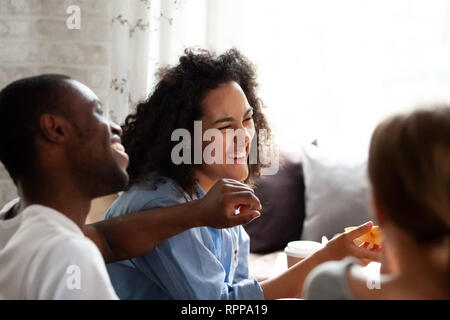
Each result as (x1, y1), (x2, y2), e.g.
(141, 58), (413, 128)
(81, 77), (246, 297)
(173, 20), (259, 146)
(223, 131), (236, 158)
(247, 121), (256, 141)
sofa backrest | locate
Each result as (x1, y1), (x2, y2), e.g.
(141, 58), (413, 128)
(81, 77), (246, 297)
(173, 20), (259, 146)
(243, 151), (306, 253)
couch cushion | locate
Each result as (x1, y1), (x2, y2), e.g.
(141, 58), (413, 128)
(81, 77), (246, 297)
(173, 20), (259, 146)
(244, 151), (305, 253)
(301, 145), (374, 242)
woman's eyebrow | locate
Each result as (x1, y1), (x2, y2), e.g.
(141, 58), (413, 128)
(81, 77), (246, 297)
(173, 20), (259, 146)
(214, 116), (234, 124)
(213, 107), (254, 124)
(244, 107), (254, 116)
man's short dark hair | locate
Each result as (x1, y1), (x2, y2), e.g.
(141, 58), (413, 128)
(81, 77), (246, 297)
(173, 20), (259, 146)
(0, 74), (72, 184)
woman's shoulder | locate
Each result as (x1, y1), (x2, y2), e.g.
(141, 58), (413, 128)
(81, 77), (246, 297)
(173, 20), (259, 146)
(105, 173), (191, 218)
(303, 257), (359, 300)
(142, 173), (187, 196)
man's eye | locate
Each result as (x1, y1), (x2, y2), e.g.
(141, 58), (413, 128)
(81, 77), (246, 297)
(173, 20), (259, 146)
(218, 125), (232, 130)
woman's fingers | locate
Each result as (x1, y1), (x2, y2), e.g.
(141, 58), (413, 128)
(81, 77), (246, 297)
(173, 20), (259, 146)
(227, 191), (262, 211)
(344, 221), (374, 240)
(351, 245), (382, 262)
(371, 244), (381, 251)
(359, 242), (370, 249)
(228, 210), (261, 226)
(202, 179), (262, 228)
(222, 179), (254, 191)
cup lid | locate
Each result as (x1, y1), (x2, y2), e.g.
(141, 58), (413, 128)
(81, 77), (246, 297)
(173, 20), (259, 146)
(284, 240), (323, 258)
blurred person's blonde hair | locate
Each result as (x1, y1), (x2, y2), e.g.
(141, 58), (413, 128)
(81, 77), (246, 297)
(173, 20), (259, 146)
(368, 105), (450, 244)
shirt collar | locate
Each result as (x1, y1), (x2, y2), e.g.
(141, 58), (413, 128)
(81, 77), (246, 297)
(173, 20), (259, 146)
(22, 204), (84, 236)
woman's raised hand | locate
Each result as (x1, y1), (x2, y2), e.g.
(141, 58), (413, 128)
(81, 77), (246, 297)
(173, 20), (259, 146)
(194, 178), (262, 229)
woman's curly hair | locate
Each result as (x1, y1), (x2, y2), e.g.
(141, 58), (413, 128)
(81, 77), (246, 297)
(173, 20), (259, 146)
(122, 48), (272, 195)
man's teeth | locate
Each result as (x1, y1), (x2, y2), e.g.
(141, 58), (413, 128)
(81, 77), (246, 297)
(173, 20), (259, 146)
(112, 143), (125, 153)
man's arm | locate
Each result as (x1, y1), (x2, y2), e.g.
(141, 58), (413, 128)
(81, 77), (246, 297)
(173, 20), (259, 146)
(82, 179), (262, 263)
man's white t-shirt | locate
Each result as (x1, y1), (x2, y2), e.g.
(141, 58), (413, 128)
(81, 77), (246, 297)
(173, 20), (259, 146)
(0, 199), (118, 299)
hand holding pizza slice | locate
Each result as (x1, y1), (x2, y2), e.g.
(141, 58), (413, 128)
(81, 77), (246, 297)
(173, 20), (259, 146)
(345, 225), (384, 247)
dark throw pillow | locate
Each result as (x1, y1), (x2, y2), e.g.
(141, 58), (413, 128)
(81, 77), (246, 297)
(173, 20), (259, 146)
(244, 151), (306, 253)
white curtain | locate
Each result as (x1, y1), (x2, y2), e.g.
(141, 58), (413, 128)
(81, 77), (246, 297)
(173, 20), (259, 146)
(108, 0), (151, 123)
(108, 0), (211, 124)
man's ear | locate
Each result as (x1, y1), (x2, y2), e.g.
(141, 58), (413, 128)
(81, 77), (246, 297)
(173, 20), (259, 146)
(39, 114), (70, 143)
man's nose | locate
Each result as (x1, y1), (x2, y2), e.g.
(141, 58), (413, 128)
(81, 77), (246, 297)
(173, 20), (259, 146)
(110, 121), (123, 137)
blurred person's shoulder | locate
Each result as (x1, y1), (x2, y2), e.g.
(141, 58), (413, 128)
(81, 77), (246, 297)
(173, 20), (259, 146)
(303, 257), (359, 300)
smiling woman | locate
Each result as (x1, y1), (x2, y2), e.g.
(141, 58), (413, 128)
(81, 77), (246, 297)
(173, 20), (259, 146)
(121, 48), (272, 196)
(105, 48), (272, 300)
(194, 81), (256, 192)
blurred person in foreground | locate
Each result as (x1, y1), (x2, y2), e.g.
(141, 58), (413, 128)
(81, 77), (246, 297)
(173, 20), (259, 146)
(304, 105), (450, 299)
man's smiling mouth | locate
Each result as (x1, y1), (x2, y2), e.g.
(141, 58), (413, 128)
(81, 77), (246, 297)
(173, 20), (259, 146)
(112, 142), (126, 153)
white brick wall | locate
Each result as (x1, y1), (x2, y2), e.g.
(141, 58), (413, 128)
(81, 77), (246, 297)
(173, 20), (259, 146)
(0, 0), (113, 207)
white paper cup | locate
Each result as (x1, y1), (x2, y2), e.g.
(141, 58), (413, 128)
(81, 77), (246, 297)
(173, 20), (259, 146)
(284, 240), (323, 268)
